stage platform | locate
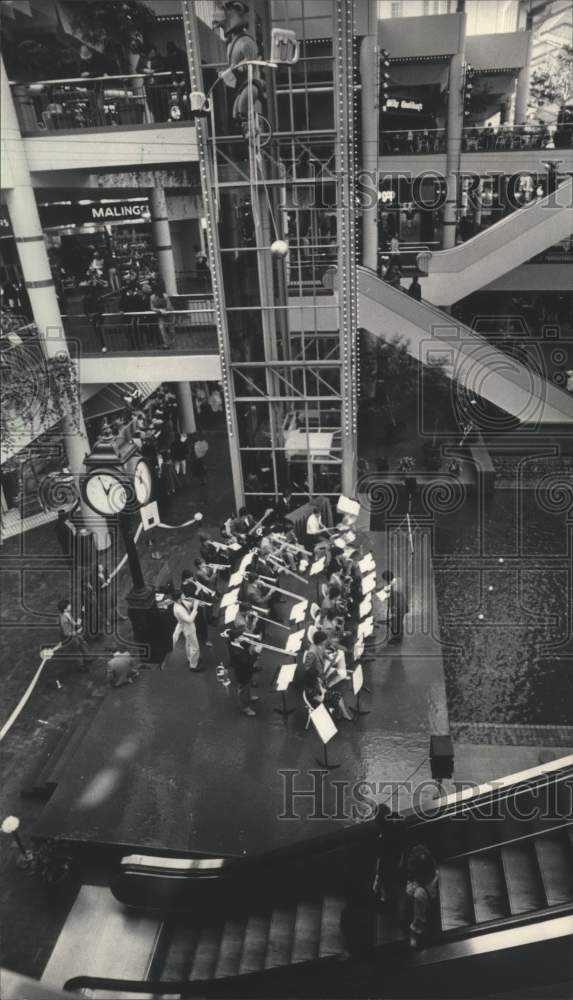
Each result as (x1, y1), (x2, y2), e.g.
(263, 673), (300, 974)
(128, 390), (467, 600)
(35, 526), (449, 857)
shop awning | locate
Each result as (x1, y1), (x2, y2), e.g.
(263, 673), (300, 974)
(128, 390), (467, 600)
(389, 63), (449, 92)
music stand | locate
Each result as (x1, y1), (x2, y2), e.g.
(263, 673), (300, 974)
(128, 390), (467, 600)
(361, 573), (376, 596)
(290, 600), (307, 624)
(274, 662), (297, 720)
(224, 603), (239, 625)
(229, 569), (245, 587)
(359, 595), (372, 619)
(337, 496), (360, 518)
(286, 629), (305, 654)
(310, 555), (326, 603)
(358, 553), (376, 575)
(310, 703), (339, 769)
(351, 663), (370, 718)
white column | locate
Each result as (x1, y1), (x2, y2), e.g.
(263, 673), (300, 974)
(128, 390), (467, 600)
(443, 45), (466, 250)
(150, 183), (178, 297)
(1, 56), (109, 550)
(175, 381), (197, 434)
(514, 29), (533, 125)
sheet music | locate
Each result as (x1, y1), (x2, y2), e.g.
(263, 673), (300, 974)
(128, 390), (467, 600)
(310, 703), (338, 744)
(276, 662), (297, 691)
(352, 663), (364, 696)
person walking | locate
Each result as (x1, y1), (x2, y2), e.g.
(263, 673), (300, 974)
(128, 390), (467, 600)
(83, 276), (108, 352)
(58, 599), (93, 671)
(172, 592), (203, 671)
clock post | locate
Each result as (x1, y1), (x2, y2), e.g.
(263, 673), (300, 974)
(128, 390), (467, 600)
(83, 433), (157, 647)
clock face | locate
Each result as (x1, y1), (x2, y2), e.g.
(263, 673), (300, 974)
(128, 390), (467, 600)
(134, 459), (153, 505)
(85, 473), (128, 515)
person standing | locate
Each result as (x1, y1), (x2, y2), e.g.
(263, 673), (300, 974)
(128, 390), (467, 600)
(83, 275), (108, 352)
(380, 569), (409, 643)
(172, 592), (203, 671)
(407, 275), (422, 301)
(228, 630), (262, 717)
(305, 504), (329, 551)
(150, 280), (173, 349)
(193, 435), (209, 484)
(171, 432), (190, 481)
(58, 599), (93, 671)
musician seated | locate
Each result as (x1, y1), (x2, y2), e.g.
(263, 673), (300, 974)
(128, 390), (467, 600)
(199, 531), (231, 567)
(321, 583), (349, 618)
(232, 506), (256, 537)
(305, 504), (330, 552)
(304, 663), (353, 721)
(319, 608), (353, 650)
(304, 628), (348, 686)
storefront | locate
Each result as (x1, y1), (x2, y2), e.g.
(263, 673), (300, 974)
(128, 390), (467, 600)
(380, 60), (449, 152)
(377, 174), (443, 256)
(0, 206), (31, 319)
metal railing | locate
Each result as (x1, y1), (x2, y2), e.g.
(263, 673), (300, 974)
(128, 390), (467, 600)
(62, 306), (217, 355)
(11, 70), (191, 133)
(380, 123), (569, 155)
(381, 128), (446, 154)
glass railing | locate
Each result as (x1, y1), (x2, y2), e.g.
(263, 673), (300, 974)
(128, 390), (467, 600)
(62, 306), (217, 355)
(11, 70), (191, 133)
(531, 237), (573, 263)
(380, 124), (570, 155)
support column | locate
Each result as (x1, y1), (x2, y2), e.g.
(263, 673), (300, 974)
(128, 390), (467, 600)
(514, 28), (533, 125)
(360, 3), (380, 272)
(1, 56), (109, 550)
(175, 381), (197, 434)
(443, 12), (466, 250)
(150, 182), (178, 297)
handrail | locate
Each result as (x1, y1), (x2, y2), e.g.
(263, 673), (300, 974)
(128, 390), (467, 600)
(11, 70), (186, 87)
(62, 307), (214, 319)
(445, 818), (573, 864)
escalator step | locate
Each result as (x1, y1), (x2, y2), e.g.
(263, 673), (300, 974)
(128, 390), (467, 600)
(439, 861), (474, 930)
(468, 852), (510, 923)
(375, 909), (408, 945)
(501, 844), (546, 914)
(158, 917), (199, 980)
(189, 924), (223, 981)
(238, 912), (271, 975)
(264, 906), (296, 968)
(213, 917), (247, 979)
(534, 832), (573, 906)
(291, 900), (323, 963)
(319, 896), (345, 957)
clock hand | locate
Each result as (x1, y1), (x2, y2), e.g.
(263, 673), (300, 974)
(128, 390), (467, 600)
(100, 480), (112, 497)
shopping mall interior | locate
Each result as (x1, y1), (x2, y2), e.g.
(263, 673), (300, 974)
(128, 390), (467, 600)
(1, 1), (572, 997)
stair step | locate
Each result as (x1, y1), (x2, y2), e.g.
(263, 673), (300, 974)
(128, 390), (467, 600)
(291, 900), (323, 963)
(189, 924), (222, 981)
(319, 896), (345, 957)
(439, 861), (474, 930)
(238, 912), (270, 975)
(468, 852), (510, 923)
(375, 909), (407, 945)
(501, 844), (546, 915)
(264, 907), (296, 969)
(214, 917), (247, 979)
(534, 833), (573, 906)
(152, 917), (198, 980)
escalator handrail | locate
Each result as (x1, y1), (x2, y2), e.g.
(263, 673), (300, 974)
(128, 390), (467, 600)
(418, 177), (573, 274)
(114, 764), (573, 883)
(444, 817), (573, 864)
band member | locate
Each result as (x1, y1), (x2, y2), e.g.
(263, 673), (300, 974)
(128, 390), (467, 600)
(181, 570), (213, 649)
(305, 504), (330, 551)
(380, 569), (409, 643)
(227, 627), (262, 716)
(173, 591), (203, 670)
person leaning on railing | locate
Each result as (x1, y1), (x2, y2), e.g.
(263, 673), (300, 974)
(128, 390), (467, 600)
(150, 280), (174, 350)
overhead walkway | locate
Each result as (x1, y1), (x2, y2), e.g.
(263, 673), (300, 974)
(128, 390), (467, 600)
(417, 177), (573, 306)
(57, 757), (573, 998)
(357, 266), (573, 428)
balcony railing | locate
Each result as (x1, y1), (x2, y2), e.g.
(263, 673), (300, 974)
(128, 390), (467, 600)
(381, 129), (446, 154)
(62, 306), (217, 356)
(11, 71), (191, 134)
(380, 124), (568, 155)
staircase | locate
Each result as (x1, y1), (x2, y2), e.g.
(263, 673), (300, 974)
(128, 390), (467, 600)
(158, 894), (346, 981)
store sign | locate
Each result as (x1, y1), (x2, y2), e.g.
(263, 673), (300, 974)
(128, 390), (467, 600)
(88, 202), (150, 222)
(386, 98), (424, 113)
(39, 199), (150, 229)
(378, 190), (396, 205)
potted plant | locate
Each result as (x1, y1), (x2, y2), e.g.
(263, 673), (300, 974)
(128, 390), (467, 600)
(397, 456), (416, 473)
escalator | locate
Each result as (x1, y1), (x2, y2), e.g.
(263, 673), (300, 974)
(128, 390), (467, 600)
(64, 756), (573, 998)
(357, 265), (573, 427)
(416, 177), (573, 306)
